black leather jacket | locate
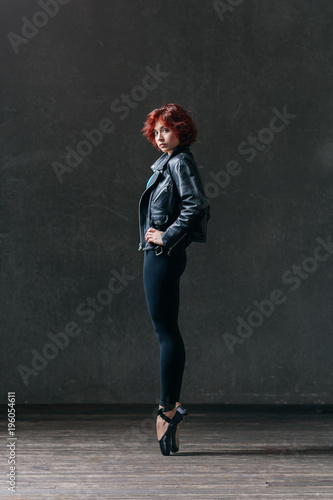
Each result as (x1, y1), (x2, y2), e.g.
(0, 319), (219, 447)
(138, 144), (210, 255)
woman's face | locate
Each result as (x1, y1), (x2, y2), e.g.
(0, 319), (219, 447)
(153, 119), (180, 155)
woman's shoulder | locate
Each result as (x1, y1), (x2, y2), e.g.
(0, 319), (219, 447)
(168, 146), (199, 176)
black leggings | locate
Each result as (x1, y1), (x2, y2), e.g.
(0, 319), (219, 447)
(143, 246), (187, 409)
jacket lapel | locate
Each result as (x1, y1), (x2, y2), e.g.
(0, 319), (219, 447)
(150, 144), (190, 173)
(150, 152), (169, 173)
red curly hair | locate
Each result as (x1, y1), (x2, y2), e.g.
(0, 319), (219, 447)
(141, 103), (197, 150)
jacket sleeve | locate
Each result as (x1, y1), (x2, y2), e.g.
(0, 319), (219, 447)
(161, 157), (209, 250)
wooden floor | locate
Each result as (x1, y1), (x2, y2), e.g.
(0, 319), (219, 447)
(1, 404), (333, 499)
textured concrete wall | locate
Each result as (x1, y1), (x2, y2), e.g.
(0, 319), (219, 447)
(1, 0), (333, 403)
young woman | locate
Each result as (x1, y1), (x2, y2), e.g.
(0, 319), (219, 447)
(138, 103), (210, 456)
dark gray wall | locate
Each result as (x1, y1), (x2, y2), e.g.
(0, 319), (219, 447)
(1, 0), (333, 404)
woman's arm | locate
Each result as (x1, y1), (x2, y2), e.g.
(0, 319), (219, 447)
(161, 157), (209, 250)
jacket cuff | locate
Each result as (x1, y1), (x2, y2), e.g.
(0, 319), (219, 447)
(161, 227), (187, 250)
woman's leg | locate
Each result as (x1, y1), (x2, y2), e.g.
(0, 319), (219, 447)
(143, 247), (187, 409)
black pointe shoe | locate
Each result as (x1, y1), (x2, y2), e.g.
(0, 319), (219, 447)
(157, 407), (173, 456)
(170, 405), (188, 453)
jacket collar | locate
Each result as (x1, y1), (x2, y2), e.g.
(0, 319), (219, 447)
(150, 144), (190, 172)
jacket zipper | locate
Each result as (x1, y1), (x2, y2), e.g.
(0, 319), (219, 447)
(166, 232), (188, 256)
(138, 173), (160, 251)
(152, 181), (172, 203)
(138, 189), (146, 251)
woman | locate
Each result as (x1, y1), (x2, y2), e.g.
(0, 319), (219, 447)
(138, 103), (210, 455)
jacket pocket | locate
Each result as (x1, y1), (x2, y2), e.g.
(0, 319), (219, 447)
(151, 214), (169, 229)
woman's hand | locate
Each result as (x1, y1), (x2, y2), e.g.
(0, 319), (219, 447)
(145, 228), (165, 246)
